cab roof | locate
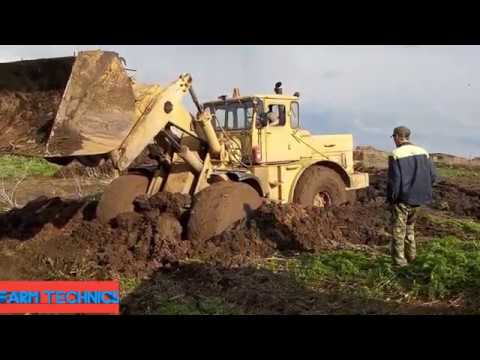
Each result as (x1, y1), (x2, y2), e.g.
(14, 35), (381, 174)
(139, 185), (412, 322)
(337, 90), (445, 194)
(204, 94), (299, 105)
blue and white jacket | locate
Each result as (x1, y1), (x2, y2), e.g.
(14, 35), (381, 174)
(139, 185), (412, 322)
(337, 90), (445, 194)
(386, 143), (437, 206)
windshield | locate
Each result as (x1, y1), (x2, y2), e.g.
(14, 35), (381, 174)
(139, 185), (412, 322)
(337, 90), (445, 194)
(206, 101), (259, 130)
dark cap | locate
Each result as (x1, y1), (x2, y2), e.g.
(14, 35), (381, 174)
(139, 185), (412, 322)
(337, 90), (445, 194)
(392, 126), (411, 139)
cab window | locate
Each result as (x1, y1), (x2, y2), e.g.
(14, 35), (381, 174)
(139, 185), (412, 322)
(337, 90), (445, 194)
(290, 102), (300, 128)
(206, 101), (258, 130)
(267, 104), (286, 126)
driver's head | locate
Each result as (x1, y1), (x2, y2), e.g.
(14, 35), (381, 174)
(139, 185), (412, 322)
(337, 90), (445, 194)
(266, 112), (279, 123)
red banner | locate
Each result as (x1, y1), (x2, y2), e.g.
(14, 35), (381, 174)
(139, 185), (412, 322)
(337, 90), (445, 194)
(0, 281), (120, 314)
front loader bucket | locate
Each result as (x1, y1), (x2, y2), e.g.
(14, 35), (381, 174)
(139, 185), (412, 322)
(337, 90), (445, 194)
(0, 50), (136, 158)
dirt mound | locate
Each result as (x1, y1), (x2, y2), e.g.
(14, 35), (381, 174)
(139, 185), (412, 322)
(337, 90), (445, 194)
(26, 192), (193, 279)
(0, 188), (392, 279)
(134, 192), (192, 220)
(433, 180), (480, 219)
(355, 167), (388, 204)
(431, 153), (480, 168)
(242, 202), (389, 250)
(0, 89), (63, 155)
(0, 196), (94, 241)
(354, 146), (389, 169)
(53, 160), (118, 179)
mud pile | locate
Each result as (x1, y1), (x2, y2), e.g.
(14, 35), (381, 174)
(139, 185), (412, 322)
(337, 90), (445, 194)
(356, 167), (388, 205)
(224, 202), (389, 251)
(19, 193), (193, 279)
(53, 160), (118, 179)
(0, 189), (391, 279)
(0, 196), (95, 241)
(0, 89), (63, 155)
(433, 180), (480, 219)
(354, 146), (389, 169)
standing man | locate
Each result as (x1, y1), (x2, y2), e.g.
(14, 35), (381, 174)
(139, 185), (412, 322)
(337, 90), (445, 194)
(386, 126), (437, 267)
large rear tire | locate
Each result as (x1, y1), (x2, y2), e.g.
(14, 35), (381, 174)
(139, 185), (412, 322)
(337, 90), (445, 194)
(293, 166), (347, 207)
(96, 174), (149, 224)
(187, 181), (263, 243)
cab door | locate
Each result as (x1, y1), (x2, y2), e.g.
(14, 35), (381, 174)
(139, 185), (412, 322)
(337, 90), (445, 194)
(260, 100), (299, 163)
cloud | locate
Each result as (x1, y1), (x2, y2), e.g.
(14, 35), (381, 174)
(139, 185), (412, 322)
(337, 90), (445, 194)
(0, 45), (478, 157)
(320, 70), (341, 79)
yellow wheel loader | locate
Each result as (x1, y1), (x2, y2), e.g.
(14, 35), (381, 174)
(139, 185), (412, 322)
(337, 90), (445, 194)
(0, 50), (369, 242)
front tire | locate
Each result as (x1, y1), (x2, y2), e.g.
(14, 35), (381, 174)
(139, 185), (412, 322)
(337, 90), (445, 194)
(187, 181), (263, 243)
(96, 174), (150, 224)
(293, 166), (347, 207)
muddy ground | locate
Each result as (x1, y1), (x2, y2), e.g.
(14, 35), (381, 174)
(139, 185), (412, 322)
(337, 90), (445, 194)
(0, 165), (479, 314)
(0, 177), (108, 211)
(0, 191), (391, 280)
(121, 262), (473, 315)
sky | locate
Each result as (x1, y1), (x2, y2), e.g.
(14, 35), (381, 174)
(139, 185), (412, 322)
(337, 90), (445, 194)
(1, 45), (478, 157)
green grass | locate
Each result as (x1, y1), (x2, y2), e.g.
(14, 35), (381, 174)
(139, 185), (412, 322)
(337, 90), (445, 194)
(426, 214), (480, 237)
(118, 275), (244, 315)
(152, 297), (243, 315)
(131, 296), (243, 315)
(0, 155), (60, 178)
(119, 277), (143, 298)
(436, 165), (480, 179)
(266, 236), (480, 302)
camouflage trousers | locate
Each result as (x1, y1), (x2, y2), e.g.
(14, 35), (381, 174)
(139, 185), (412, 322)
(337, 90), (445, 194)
(390, 202), (419, 267)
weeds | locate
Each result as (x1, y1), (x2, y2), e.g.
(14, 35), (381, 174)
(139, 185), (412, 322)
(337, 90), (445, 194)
(269, 236), (480, 304)
(0, 162), (31, 210)
(436, 165), (480, 179)
(0, 155), (59, 178)
(406, 237), (480, 298)
(119, 277), (142, 298)
(426, 213), (480, 237)
(150, 296), (242, 315)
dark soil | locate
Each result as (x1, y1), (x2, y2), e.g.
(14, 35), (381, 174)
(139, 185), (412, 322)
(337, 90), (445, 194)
(0, 89), (64, 155)
(121, 262), (467, 315)
(433, 180), (480, 220)
(53, 160), (118, 179)
(0, 189), (391, 280)
(0, 56), (74, 156)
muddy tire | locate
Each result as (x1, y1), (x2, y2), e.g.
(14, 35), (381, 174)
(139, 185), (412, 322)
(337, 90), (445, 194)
(96, 174), (149, 224)
(293, 166), (347, 207)
(346, 190), (357, 205)
(187, 181), (263, 243)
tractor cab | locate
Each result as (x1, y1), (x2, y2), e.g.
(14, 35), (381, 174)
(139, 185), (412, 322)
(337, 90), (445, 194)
(203, 83), (303, 165)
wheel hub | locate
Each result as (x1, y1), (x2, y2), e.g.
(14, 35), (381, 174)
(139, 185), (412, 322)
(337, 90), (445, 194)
(313, 191), (332, 208)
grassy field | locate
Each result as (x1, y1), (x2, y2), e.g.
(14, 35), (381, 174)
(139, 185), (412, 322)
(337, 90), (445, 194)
(118, 235), (480, 315)
(271, 236), (480, 301)
(437, 164), (480, 179)
(0, 155), (60, 179)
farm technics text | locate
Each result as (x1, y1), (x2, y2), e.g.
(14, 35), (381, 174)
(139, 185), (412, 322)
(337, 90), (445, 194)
(0, 291), (119, 304)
